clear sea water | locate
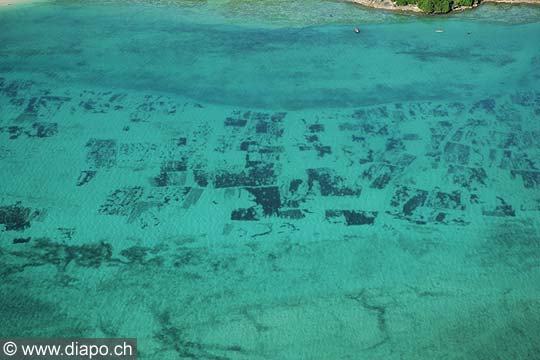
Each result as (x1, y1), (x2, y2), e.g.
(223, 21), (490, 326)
(1, 0), (540, 358)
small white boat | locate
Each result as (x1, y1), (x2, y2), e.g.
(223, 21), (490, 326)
(435, 29), (444, 33)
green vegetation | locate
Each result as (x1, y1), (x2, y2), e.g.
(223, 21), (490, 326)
(393, 0), (477, 13)
(454, 0), (475, 6)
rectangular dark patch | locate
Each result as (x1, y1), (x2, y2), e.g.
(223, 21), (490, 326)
(429, 191), (464, 211)
(444, 142), (470, 164)
(289, 179), (303, 194)
(152, 171), (169, 187)
(32, 122), (58, 138)
(86, 139), (117, 168)
(240, 141), (257, 151)
(152, 170), (186, 187)
(214, 164), (277, 188)
(403, 133), (421, 141)
(362, 164), (398, 189)
(193, 169), (209, 187)
(177, 137), (187, 146)
(245, 186), (281, 216)
(256, 122), (268, 133)
(278, 209), (305, 219)
(307, 168), (361, 197)
(390, 186), (428, 217)
(99, 187), (144, 216)
(231, 207), (259, 221)
(309, 124), (324, 133)
(13, 237), (31, 244)
(271, 112), (287, 122)
(325, 210), (377, 226)
(214, 172), (251, 188)
(248, 163), (276, 187)
(225, 117), (247, 127)
(386, 138), (404, 151)
(403, 192), (428, 216)
(447, 165), (487, 190)
(342, 210), (377, 225)
(315, 145), (331, 157)
(307, 135), (319, 143)
(162, 160), (187, 172)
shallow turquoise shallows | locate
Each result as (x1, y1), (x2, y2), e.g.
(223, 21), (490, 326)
(1, 0), (540, 358)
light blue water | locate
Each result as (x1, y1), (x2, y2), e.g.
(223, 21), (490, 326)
(1, 1), (540, 359)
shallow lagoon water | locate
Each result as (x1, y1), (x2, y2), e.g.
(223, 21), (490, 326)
(1, 1), (540, 359)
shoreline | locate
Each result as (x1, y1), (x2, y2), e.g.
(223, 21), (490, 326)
(347, 0), (423, 12)
(346, 0), (540, 13)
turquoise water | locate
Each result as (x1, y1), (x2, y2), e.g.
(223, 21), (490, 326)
(1, 0), (540, 358)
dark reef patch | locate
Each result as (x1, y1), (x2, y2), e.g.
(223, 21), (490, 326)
(362, 164), (399, 189)
(309, 124), (324, 133)
(0, 79), (34, 98)
(483, 197), (516, 217)
(13, 237), (31, 244)
(214, 163), (276, 188)
(99, 187), (144, 216)
(32, 238), (114, 268)
(428, 190), (464, 211)
(307, 168), (361, 197)
(278, 209), (305, 219)
(388, 186), (429, 223)
(470, 98), (496, 114)
(76, 170), (97, 187)
(32, 122), (58, 138)
(0, 125), (24, 139)
(444, 142), (470, 164)
(289, 179), (303, 194)
(245, 186), (281, 216)
(193, 169), (209, 187)
(447, 165), (487, 190)
(231, 207), (259, 221)
(0, 203), (38, 232)
(511, 170), (540, 189)
(0, 122), (58, 139)
(152, 160), (188, 187)
(119, 245), (163, 266)
(86, 139), (117, 169)
(326, 210), (378, 226)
